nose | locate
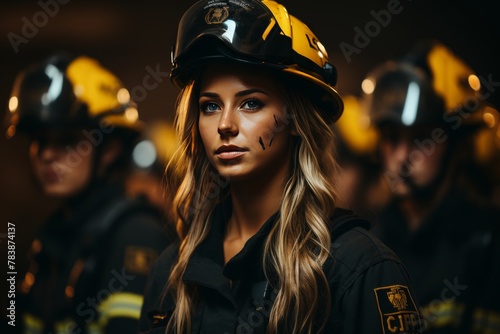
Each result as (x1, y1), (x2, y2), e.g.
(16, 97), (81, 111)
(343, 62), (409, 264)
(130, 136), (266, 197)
(394, 141), (411, 162)
(391, 140), (413, 175)
(30, 140), (62, 162)
(40, 146), (59, 161)
(217, 108), (238, 137)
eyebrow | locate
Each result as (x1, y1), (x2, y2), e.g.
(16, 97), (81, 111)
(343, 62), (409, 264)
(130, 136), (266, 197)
(199, 88), (270, 98)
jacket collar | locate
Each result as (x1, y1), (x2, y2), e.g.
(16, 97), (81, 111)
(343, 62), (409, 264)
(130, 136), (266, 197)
(182, 201), (279, 290)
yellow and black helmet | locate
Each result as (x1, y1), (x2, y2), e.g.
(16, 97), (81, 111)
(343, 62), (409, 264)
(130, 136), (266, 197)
(363, 40), (486, 129)
(170, 0), (343, 121)
(5, 53), (142, 139)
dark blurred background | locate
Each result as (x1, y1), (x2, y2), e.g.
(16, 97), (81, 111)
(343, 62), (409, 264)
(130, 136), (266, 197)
(1, 0), (498, 305)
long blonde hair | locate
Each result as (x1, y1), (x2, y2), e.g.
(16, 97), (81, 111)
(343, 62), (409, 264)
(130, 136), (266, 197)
(164, 73), (339, 334)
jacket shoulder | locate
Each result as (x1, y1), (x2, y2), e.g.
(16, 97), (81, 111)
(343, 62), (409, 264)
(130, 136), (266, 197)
(328, 207), (402, 270)
(324, 226), (424, 333)
(331, 225), (403, 272)
(325, 214), (413, 301)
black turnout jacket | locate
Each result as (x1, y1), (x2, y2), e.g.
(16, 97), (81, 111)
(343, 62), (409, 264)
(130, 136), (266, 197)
(17, 183), (171, 334)
(139, 205), (424, 334)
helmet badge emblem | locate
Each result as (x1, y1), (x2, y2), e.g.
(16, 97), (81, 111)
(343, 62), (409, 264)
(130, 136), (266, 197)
(205, 7), (229, 24)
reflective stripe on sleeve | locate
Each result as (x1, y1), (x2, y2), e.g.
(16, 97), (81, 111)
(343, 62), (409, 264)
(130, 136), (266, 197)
(54, 318), (80, 334)
(23, 313), (43, 334)
(420, 301), (465, 329)
(98, 292), (144, 325)
(86, 321), (104, 334)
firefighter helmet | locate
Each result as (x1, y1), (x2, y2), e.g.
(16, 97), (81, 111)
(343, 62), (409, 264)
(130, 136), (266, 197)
(170, 0), (343, 121)
(5, 53), (142, 139)
(363, 40), (485, 129)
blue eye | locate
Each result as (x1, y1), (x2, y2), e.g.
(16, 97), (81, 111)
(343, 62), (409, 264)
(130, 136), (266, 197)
(241, 99), (263, 111)
(200, 102), (220, 113)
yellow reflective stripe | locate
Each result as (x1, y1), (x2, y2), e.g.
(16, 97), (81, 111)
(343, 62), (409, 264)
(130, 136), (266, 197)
(54, 318), (80, 334)
(420, 301), (465, 329)
(98, 292), (144, 325)
(23, 313), (43, 334)
(473, 308), (500, 334)
(86, 321), (103, 334)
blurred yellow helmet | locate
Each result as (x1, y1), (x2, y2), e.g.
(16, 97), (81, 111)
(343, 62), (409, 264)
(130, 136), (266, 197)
(335, 95), (378, 157)
(363, 40), (486, 129)
(473, 106), (500, 166)
(5, 53), (142, 139)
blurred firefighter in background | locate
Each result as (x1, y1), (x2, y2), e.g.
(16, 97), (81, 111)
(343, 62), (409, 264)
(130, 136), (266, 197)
(363, 39), (500, 333)
(4, 53), (171, 333)
(332, 94), (390, 222)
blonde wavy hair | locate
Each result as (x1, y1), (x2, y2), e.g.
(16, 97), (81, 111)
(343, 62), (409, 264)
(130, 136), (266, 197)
(163, 72), (340, 334)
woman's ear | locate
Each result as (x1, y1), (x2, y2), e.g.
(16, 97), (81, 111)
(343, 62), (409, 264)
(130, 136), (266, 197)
(97, 138), (122, 176)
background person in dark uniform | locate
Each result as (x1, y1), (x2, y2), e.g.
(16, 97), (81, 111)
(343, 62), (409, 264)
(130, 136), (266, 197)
(364, 39), (500, 333)
(139, 1), (424, 333)
(4, 53), (172, 333)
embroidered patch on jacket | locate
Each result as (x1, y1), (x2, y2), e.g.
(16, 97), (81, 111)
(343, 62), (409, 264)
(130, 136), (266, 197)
(124, 246), (158, 275)
(374, 285), (423, 333)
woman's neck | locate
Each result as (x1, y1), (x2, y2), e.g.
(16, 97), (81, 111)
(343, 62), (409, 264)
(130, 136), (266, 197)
(223, 166), (288, 263)
(228, 179), (283, 238)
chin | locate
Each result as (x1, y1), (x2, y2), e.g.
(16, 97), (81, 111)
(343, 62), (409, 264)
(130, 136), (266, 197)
(42, 183), (77, 198)
(392, 183), (412, 198)
(215, 164), (245, 178)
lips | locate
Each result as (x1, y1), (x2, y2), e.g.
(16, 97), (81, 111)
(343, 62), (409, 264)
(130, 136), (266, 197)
(215, 145), (247, 160)
(40, 167), (62, 183)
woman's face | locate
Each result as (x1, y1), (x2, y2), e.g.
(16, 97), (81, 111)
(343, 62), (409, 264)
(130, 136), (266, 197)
(29, 129), (95, 198)
(198, 63), (294, 183)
